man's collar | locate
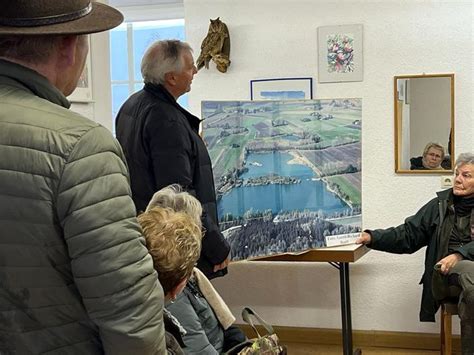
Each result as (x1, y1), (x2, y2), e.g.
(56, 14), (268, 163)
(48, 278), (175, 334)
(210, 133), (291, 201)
(144, 82), (175, 102)
(143, 82), (202, 130)
(0, 58), (70, 108)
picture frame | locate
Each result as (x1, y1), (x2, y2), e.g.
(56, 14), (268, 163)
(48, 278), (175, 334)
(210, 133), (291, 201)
(68, 39), (93, 102)
(397, 79), (405, 101)
(404, 78), (410, 104)
(250, 77), (313, 100)
(317, 24), (363, 83)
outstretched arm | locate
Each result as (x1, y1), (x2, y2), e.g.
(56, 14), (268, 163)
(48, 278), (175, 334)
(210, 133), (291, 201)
(358, 197), (439, 254)
(355, 231), (372, 245)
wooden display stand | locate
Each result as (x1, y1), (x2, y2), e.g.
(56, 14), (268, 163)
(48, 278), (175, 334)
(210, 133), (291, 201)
(255, 244), (370, 355)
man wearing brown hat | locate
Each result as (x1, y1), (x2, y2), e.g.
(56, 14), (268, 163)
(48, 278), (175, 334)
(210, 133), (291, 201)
(0, 1), (166, 354)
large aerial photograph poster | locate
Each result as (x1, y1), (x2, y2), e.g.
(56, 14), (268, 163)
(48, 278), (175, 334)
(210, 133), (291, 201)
(202, 99), (362, 260)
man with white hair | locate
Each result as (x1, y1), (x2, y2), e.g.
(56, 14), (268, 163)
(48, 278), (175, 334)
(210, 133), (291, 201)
(116, 40), (231, 280)
(0, 1), (165, 353)
(357, 153), (474, 354)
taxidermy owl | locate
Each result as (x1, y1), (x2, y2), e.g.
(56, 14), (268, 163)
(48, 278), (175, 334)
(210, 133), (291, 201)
(196, 17), (231, 73)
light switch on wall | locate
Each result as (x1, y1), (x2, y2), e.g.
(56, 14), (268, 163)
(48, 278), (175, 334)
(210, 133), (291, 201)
(441, 176), (454, 188)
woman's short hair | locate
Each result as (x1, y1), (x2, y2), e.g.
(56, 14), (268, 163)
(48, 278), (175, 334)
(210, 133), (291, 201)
(138, 207), (202, 294)
(141, 39), (192, 85)
(146, 184), (202, 228)
(423, 142), (445, 159)
(455, 152), (474, 167)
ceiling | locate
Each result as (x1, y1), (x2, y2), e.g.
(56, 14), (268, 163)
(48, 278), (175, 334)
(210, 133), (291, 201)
(110, 0), (182, 7)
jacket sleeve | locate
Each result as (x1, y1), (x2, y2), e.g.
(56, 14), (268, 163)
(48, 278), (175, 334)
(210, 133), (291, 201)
(56, 126), (166, 355)
(167, 293), (219, 355)
(369, 197), (439, 254)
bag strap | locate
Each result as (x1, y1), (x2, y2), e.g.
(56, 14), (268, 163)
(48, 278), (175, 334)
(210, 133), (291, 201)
(241, 307), (275, 338)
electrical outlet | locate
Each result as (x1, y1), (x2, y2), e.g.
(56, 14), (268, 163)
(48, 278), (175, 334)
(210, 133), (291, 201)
(441, 176), (454, 188)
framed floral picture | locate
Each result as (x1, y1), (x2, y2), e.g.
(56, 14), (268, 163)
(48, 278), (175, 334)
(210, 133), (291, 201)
(317, 24), (363, 83)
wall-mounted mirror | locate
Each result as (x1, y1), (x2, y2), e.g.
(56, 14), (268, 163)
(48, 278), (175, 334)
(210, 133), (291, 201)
(394, 73), (454, 173)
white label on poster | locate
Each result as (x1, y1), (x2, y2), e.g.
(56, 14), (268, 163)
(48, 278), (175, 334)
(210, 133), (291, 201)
(325, 233), (359, 247)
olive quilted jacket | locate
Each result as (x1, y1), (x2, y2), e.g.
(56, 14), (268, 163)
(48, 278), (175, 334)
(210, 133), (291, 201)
(0, 59), (166, 354)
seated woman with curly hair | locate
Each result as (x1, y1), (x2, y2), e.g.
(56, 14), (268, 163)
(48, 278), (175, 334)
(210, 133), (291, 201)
(138, 206), (202, 355)
(145, 184), (246, 354)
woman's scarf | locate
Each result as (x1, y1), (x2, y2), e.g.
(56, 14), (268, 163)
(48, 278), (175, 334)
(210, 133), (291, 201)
(453, 195), (474, 241)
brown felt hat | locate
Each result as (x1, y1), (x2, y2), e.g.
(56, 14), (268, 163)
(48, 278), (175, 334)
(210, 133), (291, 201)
(0, 0), (123, 35)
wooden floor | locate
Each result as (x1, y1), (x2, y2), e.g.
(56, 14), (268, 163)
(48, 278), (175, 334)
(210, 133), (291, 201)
(285, 342), (458, 354)
(239, 325), (462, 354)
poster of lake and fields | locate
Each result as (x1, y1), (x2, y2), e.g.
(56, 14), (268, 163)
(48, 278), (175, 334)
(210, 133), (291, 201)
(201, 99), (362, 260)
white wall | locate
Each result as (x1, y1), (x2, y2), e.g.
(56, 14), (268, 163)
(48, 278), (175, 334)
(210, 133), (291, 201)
(70, 0), (114, 131)
(184, 0), (474, 334)
(89, 29), (115, 131)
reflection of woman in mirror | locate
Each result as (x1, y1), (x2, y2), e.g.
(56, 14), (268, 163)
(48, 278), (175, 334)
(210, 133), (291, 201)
(410, 142), (448, 170)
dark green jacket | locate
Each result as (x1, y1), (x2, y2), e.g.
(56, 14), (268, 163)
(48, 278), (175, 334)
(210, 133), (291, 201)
(0, 59), (166, 354)
(368, 188), (474, 322)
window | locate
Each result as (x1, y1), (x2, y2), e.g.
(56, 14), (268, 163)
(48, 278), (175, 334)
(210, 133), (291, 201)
(110, 19), (186, 126)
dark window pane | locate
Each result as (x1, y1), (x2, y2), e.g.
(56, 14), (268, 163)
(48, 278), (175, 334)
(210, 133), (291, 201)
(133, 20), (185, 81)
(110, 24), (128, 81)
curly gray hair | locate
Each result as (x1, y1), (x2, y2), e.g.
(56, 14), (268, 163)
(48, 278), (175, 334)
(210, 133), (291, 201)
(146, 184), (202, 228)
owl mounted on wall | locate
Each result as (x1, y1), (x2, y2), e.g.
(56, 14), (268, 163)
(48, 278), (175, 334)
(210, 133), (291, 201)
(196, 17), (231, 73)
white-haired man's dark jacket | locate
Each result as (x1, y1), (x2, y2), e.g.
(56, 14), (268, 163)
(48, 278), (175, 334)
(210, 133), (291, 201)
(0, 59), (166, 354)
(115, 83), (230, 280)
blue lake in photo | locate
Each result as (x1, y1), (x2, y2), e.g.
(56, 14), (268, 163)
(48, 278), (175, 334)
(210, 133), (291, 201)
(217, 151), (350, 218)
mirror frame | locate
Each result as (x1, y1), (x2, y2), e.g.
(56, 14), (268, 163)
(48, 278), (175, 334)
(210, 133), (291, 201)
(394, 73), (455, 174)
